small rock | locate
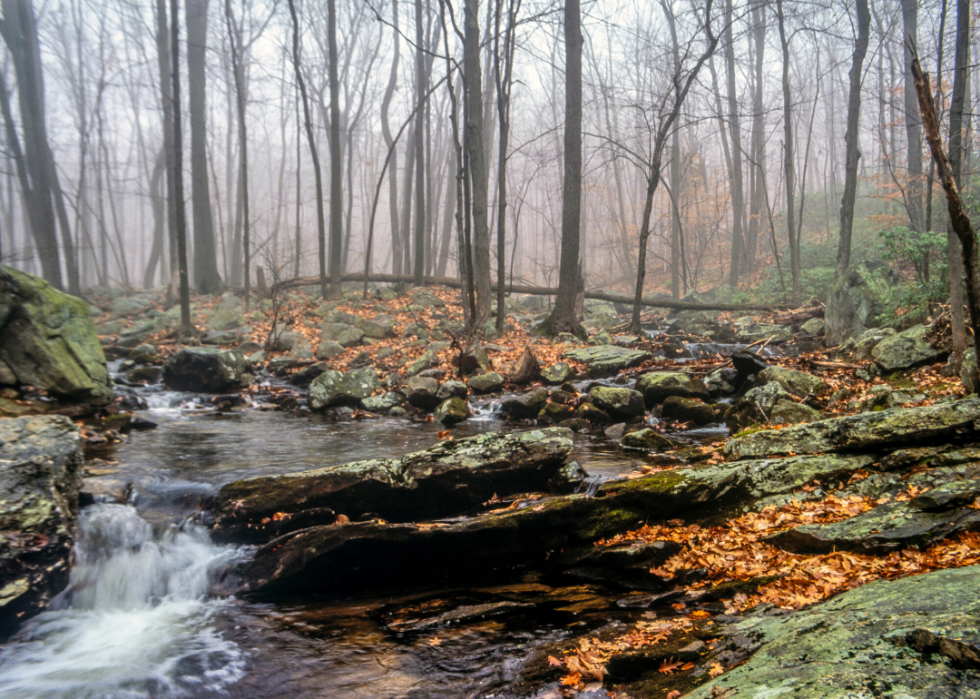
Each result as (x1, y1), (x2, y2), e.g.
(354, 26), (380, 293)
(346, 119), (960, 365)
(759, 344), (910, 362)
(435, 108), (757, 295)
(468, 371), (505, 394)
(661, 396), (715, 425)
(588, 386), (645, 419)
(406, 376), (441, 411)
(621, 428), (675, 452)
(434, 397), (470, 425)
(541, 362), (575, 384)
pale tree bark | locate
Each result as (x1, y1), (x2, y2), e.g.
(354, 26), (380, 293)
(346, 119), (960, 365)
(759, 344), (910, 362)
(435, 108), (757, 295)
(538, 0), (583, 336)
(775, 0), (799, 302)
(746, 0), (765, 272)
(493, 0), (519, 333)
(464, 0), (491, 330)
(169, 0), (193, 336)
(908, 43), (980, 388)
(327, 0), (342, 288)
(413, 0), (427, 285)
(835, 0), (870, 278)
(723, 0), (745, 288)
(946, 0), (969, 373)
(902, 0), (924, 238)
(380, 0), (401, 275)
(224, 0), (250, 308)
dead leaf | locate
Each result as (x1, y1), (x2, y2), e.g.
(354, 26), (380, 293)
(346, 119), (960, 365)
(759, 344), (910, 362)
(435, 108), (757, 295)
(658, 658), (684, 674)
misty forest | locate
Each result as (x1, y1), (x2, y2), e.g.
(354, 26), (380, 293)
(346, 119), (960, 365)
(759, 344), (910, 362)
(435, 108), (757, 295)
(4, 0), (980, 696)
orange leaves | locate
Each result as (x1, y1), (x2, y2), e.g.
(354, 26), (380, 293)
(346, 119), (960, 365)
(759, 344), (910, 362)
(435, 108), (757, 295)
(547, 655), (564, 668)
(436, 430), (453, 440)
(657, 658), (684, 674)
(708, 662), (725, 678)
(560, 672), (581, 687)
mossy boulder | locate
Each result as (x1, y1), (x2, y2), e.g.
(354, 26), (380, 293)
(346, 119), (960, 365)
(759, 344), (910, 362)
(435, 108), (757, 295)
(588, 386), (645, 419)
(661, 396), (715, 425)
(758, 366), (829, 398)
(405, 375), (440, 410)
(434, 397), (470, 425)
(621, 428), (675, 452)
(562, 346), (651, 376)
(501, 388), (550, 419)
(308, 366), (381, 409)
(826, 260), (899, 345)
(537, 401), (576, 424)
(210, 427), (575, 543)
(635, 371), (709, 407)
(0, 415), (83, 640)
(576, 402), (611, 424)
(468, 371), (505, 394)
(540, 362), (575, 384)
(319, 322), (363, 348)
(436, 380), (468, 401)
(162, 347), (247, 392)
(872, 323), (948, 372)
(406, 349), (440, 377)
(0, 265), (112, 404)
(770, 400), (822, 426)
(206, 307), (247, 331)
(725, 396), (980, 460)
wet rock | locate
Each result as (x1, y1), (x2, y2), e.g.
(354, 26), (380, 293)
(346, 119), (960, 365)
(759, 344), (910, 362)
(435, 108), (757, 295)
(725, 396), (980, 461)
(826, 260), (900, 345)
(163, 347), (248, 392)
(731, 351), (769, 388)
(635, 372), (710, 408)
(661, 396), (715, 425)
(872, 323), (948, 372)
(406, 349), (440, 377)
(0, 265), (113, 404)
(838, 326), (896, 362)
(210, 427), (575, 543)
(502, 346), (540, 384)
(454, 343), (491, 375)
(770, 401), (822, 426)
(688, 566), (980, 699)
(405, 375), (441, 411)
(541, 362), (575, 384)
(319, 322), (363, 348)
(758, 366), (829, 398)
(385, 600), (534, 633)
(126, 366), (162, 384)
(769, 500), (980, 554)
(621, 428), (675, 452)
(308, 367), (381, 409)
(736, 323), (793, 344)
(0, 416), (83, 640)
(546, 461), (589, 493)
(563, 346), (652, 376)
(468, 371), (505, 394)
(436, 380), (468, 401)
(362, 391), (405, 413)
(501, 388), (549, 420)
(576, 402), (611, 424)
(289, 363), (328, 388)
(565, 539), (684, 589)
(434, 397), (470, 425)
(588, 386), (645, 419)
(537, 402), (575, 424)
(705, 367), (737, 397)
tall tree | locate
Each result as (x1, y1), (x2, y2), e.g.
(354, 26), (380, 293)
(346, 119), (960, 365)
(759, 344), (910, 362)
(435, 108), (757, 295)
(224, 0), (250, 307)
(327, 0), (342, 288)
(186, 0), (222, 294)
(380, 0), (402, 276)
(723, 0), (745, 288)
(168, 0), (193, 337)
(413, 0), (427, 284)
(835, 0), (870, 277)
(746, 0), (766, 272)
(902, 0), (923, 239)
(493, 0), (519, 333)
(946, 0), (969, 376)
(538, 0), (584, 336)
(775, 0), (800, 302)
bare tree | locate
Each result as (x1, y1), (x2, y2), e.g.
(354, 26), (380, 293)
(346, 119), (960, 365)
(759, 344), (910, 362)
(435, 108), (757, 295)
(169, 0), (193, 336)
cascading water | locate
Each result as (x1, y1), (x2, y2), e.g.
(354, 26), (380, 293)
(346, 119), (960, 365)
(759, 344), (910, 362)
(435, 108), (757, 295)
(0, 503), (246, 699)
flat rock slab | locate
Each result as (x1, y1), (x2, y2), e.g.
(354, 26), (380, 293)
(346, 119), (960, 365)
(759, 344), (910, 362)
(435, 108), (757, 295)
(725, 396), (980, 460)
(688, 565), (980, 698)
(562, 346), (651, 376)
(768, 500), (980, 554)
(0, 415), (83, 640)
(209, 427), (574, 543)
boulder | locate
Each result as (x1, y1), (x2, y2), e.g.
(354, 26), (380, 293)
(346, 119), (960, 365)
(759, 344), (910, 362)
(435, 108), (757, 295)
(731, 351), (769, 389)
(541, 362), (575, 384)
(872, 323), (948, 372)
(454, 343), (491, 375)
(206, 308), (247, 331)
(500, 388), (549, 419)
(162, 347), (247, 392)
(576, 402), (611, 424)
(362, 391), (405, 413)
(406, 375), (440, 410)
(758, 366), (829, 398)
(587, 385), (645, 419)
(434, 397), (470, 425)
(621, 428), (675, 452)
(688, 566), (980, 699)
(0, 265), (113, 404)
(725, 396), (980, 461)
(838, 326), (896, 362)
(770, 400), (823, 426)
(411, 290), (445, 308)
(826, 261), (899, 345)
(537, 402), (575, 424)
(308, 367), (381, 409)
(436, 380), (468, 401)
(563, 346), (652, 376)
(406, 349), (440, 377)
(209, 427), (574, 543)
(319, 322), (363, 348)
(468, 371), (505, 394)
(661, 396), (715, 425)
(502, 345), (539, 384)
(0, 416), (83, 639)
(316, 340), (346, 360)
(800, 317), (826, 335)
(635, 371), (710, 407)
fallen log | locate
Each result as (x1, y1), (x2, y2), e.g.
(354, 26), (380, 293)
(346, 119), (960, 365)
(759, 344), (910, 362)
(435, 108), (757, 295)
(272, 273), (794, 313)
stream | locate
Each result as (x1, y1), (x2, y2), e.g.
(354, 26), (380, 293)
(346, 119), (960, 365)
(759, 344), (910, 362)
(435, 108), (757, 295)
(0, 373), (726, 699)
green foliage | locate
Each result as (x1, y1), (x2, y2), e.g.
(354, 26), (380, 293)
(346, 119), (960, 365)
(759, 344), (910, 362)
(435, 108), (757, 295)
(878, 225), (945, 281)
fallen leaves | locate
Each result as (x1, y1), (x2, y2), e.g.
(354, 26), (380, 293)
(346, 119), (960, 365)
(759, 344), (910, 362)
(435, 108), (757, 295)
(658, 658), (684, 674)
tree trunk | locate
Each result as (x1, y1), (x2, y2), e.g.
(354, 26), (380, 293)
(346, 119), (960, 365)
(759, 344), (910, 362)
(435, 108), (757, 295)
(835, 0), (870, 278)
(327, 0), (342, 288)
(412, 0), (427, 285)
(186, 0), (222, 294)
(169, 0), (193, 336)
(902, 0), (923, 238)
(947, 0), (970, 374)
(723, 0), (745, 288)
(776, 0), (799, 302)
(746, 0), (765, 272)
(380, 0), (401, 277)
(224, 0), (250, 308)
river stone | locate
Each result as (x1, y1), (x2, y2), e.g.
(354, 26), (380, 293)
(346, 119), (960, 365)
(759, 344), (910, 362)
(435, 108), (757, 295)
(725, 395), (980, 461)
(406, 349), (440, 377)
(436, 380), (468, 401)
(621, 428), (675, 452)
(454, 343), (491, 375)
(588, 386), (645, 419)
(0, 415), (83, 640)
(541, 362), (575, 384)
(362, 391), (404, 413)
(635, 371), (710, 407)
(406, 375), (440, 410)
(537, 402), (575, 425)
(309, 367), (381, 409)
(468, 371), (505, 394)
(319, 322), (363, 348)
(0, 265), (113, 404)
(162, 347), (247, 392)
(688, 565), (980, 699)
(661, 396), (715, 425)
(562, 346), (652, 376)
(838, 326), (896, 362)
(770, 400), (823, 426)
(316, 340), (346, 360)
(576, 402), (611, 424)
(801, 317), (826, 335)
(758, 366), (829, 397)
(872, 323), (947, 372)
(434, 397), (470, 425)
(501, 388), (549, 419)
(826, 260), (900, 345)
(210, 427), (575, 543)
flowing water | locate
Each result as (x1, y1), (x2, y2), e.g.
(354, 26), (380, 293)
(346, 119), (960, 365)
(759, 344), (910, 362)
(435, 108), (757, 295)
(0, 386), (683, 698)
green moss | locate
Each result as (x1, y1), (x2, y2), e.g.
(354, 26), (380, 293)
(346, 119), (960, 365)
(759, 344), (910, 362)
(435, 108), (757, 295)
(734, 426), (766, 438)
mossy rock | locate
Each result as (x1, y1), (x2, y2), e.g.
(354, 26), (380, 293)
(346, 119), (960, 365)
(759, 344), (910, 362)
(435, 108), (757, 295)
(434, 397), (470, 425)
(635, 371), (709, 407)
(621, 428), (675, 452)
